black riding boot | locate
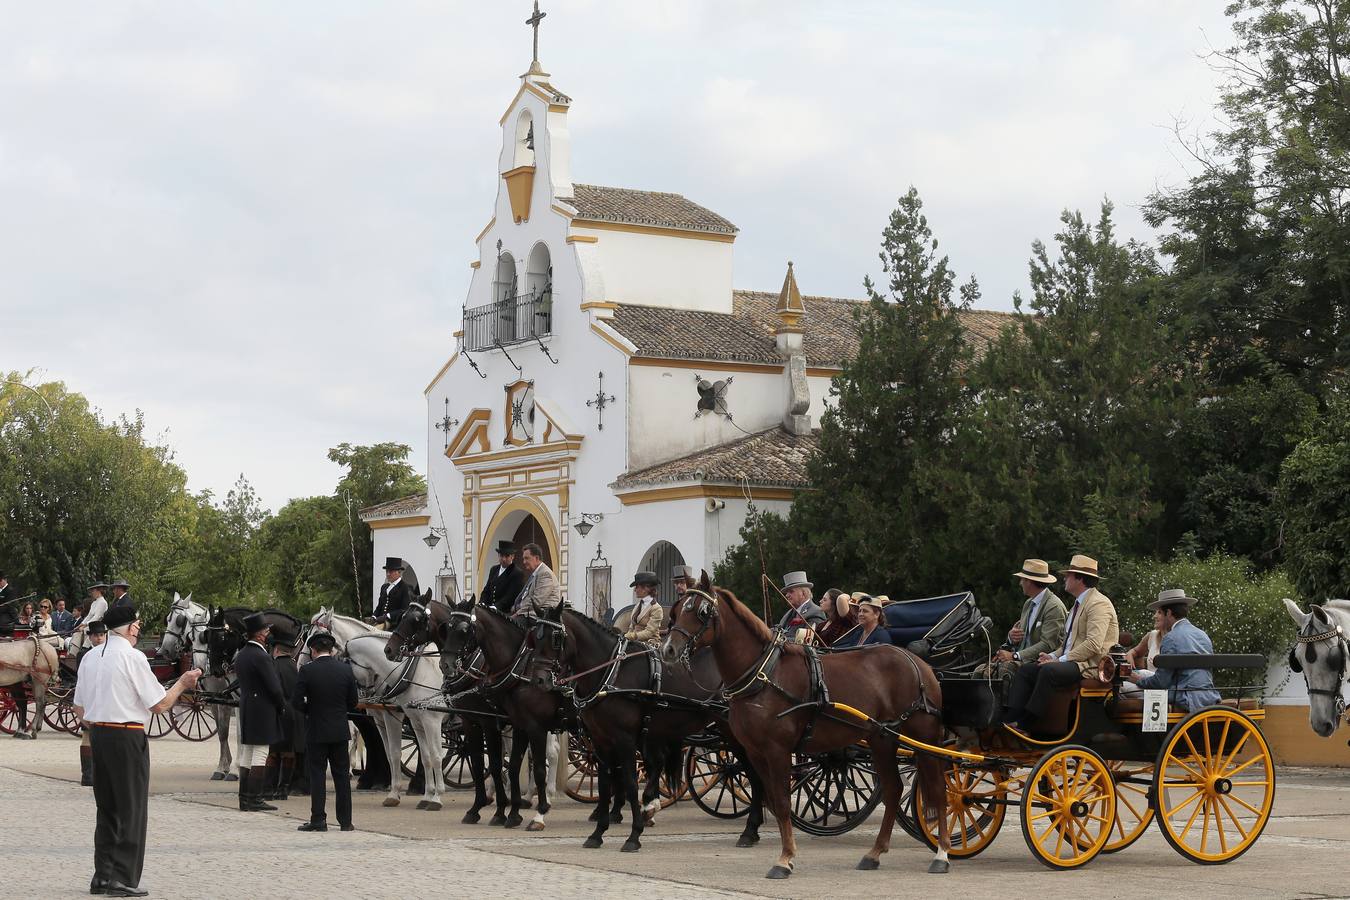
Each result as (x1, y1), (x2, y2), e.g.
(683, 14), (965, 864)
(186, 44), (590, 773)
(261, 752), (281, 800)
(238, 768), (251, 811)
(276, 757), (295, 799)
(248, 766), (277, 811)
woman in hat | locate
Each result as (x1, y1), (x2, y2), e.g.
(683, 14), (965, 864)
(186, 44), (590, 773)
(624, 572), (664, 646)
(852, 595), (893, 646)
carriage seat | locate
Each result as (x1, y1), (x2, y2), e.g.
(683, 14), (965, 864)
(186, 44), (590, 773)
(1109, 695), (1261, 716)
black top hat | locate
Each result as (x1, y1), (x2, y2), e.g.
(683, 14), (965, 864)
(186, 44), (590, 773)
(629, 571), (660, 588)
(242, 612), (269, 634)
(87, 620), (108, 635)
(307, 632), (337, 653)
(383, 557), (405, 571)
(495, 541), (517, 555)
(102, 606), (137, 630)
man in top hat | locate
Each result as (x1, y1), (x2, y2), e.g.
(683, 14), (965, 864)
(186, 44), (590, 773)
(75, 620), (109, 787)
(991, 560), (1067, 674)
(511, 543), (560, 617)
(74, 604), (202, 897)
(372, 558), (412, 628)
(482, 541), (526, 616)
(234, 612), (287, 812)
(776, 572), (827, 631)
(108, 578), (133, 611)
(0, 571), (16, 635)
(1003, 554), (1119, 730)
(293, 631), (359, 832)
(1127, 589), (1220, 712)
(623, 572), (664, 646)
(671, 565), (698, 598)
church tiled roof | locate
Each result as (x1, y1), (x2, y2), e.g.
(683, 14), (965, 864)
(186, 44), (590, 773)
(613, 427), (820, 490)
(608, 292), (1015, 368)
(561, 184), (738, 235)
(358, 493), (428, 521)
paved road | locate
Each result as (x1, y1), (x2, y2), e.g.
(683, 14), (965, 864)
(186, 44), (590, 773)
(5, 730), (1350, 899)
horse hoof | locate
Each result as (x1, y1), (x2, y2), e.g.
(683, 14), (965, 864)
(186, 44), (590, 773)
(735, 833), (760, 848)
(416, 800), (430, 810)
(424, 801), (442, 812)
(525, 821), (545, 832)
(382, 797), (400, 807)
(621, 840), (641, 853)
(928, 860), (950, 875)
(857, 857), (880, 871)
(505, 814), (523, 829)
(765, 865), (793, 880)
(210, 772), (225, 781)
(488, 814), (506, 827)
(583, 836), (603, 849)
(224, 773), (239, 782)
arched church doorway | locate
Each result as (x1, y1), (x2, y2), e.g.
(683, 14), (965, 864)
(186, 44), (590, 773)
(510, 515), (553, 567)
(639, 540), (686, 609)
(479, 496), (561, 592)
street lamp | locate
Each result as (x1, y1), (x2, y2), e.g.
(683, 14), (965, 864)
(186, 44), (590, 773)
(422, 527), (448, 549)
(573, 513), (604, 537)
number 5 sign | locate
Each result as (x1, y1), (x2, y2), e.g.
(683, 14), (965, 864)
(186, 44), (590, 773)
(1142, 690), (1169, 732)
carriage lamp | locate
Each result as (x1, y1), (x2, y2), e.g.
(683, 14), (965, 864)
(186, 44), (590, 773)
(422, 527), (448, 549)
(573, 513), (604, 537)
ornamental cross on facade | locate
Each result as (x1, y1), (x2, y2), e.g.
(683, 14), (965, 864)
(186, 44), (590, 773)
(434, 398), (460, 449)
(586, 371), (616, 430)
(526, 1), (547, 70)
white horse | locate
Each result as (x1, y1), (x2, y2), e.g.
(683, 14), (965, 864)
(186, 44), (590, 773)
(307, 607), (448, 811)
(0, 632), (59, 739)
(1284, 598), (1350, 738)
(159, 592), (239, 780)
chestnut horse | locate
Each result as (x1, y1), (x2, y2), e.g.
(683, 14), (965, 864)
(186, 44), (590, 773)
(662, 585), (951, 878)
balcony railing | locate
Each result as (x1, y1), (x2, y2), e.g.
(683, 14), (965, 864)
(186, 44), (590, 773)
(461, 287), (552, 352)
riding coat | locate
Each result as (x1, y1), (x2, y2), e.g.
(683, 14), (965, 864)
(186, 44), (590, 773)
(623, 596), (664, 645)
(482, 561), (526, 616)
(235, 640), (286, 745)
(373, 578), (413, 626)
(271, 653), (306, 752)
(777, 599), (827, 631)
(292, 655), (359, 744)
(110, 592), (134, 611)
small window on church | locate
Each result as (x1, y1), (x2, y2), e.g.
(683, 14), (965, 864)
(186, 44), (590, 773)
(526, 243), (552, 338)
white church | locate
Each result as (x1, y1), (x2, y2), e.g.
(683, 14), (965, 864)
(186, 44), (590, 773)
(360, 13), (1009, 619)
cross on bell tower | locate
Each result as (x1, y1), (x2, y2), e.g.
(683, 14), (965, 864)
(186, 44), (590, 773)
(526, 1), (547, 75)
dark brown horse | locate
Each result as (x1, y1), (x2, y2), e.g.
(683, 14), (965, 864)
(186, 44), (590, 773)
(528, 602), (765, 852)
(662, 584), (952, 878)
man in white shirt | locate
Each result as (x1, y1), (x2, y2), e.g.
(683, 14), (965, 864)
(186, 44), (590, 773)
(73, 605), (201, 898)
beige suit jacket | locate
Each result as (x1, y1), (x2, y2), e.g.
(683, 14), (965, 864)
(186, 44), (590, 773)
(513, 562), (561, 615)
(1061, 588), (1120, 676)
(624, 599), (664, 645)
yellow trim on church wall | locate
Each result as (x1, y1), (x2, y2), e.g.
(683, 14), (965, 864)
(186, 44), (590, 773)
(547, 103), (569, 114)
(366, 514), (431, 530)
(502, 165), (536, 223)
(589, 322), (635, 357)
(446, 408), (492, 458)
(475, 217), (497, 244)
(550, 204), (575, 219)
(469, 261), (481, 269)
(498, 82), (556, 125)
(572, 220), (736, 243)
(478, 494), (562, 588)
(616, 484), (799, 506)
(566, 235), (599, 244)
(629, 357), (782, 375)
(806, 366), (842, 377)
(423, 352), (460, 395)
(579, 301), (618, 311)
(450, 438), (584, 467)
(1264, 705), (1350, 766)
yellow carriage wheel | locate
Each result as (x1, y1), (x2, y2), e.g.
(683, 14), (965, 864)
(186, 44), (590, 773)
(1102, 761), (1155, 853)
(914, 763), (1008, 858)
(1153, 707), (1275, 865)
(1020, 745), (1116, 870)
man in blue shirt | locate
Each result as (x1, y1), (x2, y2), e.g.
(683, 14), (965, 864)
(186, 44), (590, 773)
(1127, 588), (1220, 712)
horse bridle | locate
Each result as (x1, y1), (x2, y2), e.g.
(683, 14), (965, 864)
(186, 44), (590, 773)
(667, 589), (719, 668)
(1293, 623), (1350, 724)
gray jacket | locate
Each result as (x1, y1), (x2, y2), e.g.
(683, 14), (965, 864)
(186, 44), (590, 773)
(1137, 618), (1221, 712)
(777, 599), (827, 630)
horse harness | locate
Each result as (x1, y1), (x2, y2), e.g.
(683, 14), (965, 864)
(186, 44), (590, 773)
(1292, 621), (1350, 728)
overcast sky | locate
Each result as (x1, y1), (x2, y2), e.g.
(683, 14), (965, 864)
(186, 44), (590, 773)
(1, 1), (1234, 512)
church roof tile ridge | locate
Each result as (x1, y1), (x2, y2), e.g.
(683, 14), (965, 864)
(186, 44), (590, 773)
(613, 426), (820, 490)
(358, 492), (429, 519)
(560, 183), (738, 235)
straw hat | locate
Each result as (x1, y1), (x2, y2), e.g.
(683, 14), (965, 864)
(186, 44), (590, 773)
(855, 594), (885, 612)
(1148, 588), (1198, 611)
(1059, 555), (1100, 578)
(1013, 559), (1057, 584)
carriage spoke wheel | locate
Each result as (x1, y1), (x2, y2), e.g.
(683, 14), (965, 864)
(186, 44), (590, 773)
(43, 685), (75, 734)
(170, 694), (218, 741)
(1153, 708), (1274, 865)
(1102, 761), (1154, 853)
(685, 745), (753, 819)
(789, 746), (882, 836)
(147, 709), (174, 739)
(0, 689), (21, 735)
(565, 733), (602, 803)
(1020, 745), (1116, 870)
(441, 723), (479, 790)
(913, 763), (1008, 858)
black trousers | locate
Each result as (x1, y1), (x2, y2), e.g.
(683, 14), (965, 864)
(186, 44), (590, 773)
(307, 739), (353, 826)
(1005, 660), (1083, 722)
(89, 726), (150, 886)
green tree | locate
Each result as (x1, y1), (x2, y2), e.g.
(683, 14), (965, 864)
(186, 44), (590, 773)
(1277, 394), (1350, 597)
(171, 475), (271, 606)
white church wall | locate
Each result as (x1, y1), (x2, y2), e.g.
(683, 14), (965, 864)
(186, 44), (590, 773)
(702, 495), (793, 574)
(627, 365), (786, 470)
(571, 225), (733, 312)
(367, 525), (439, 611)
